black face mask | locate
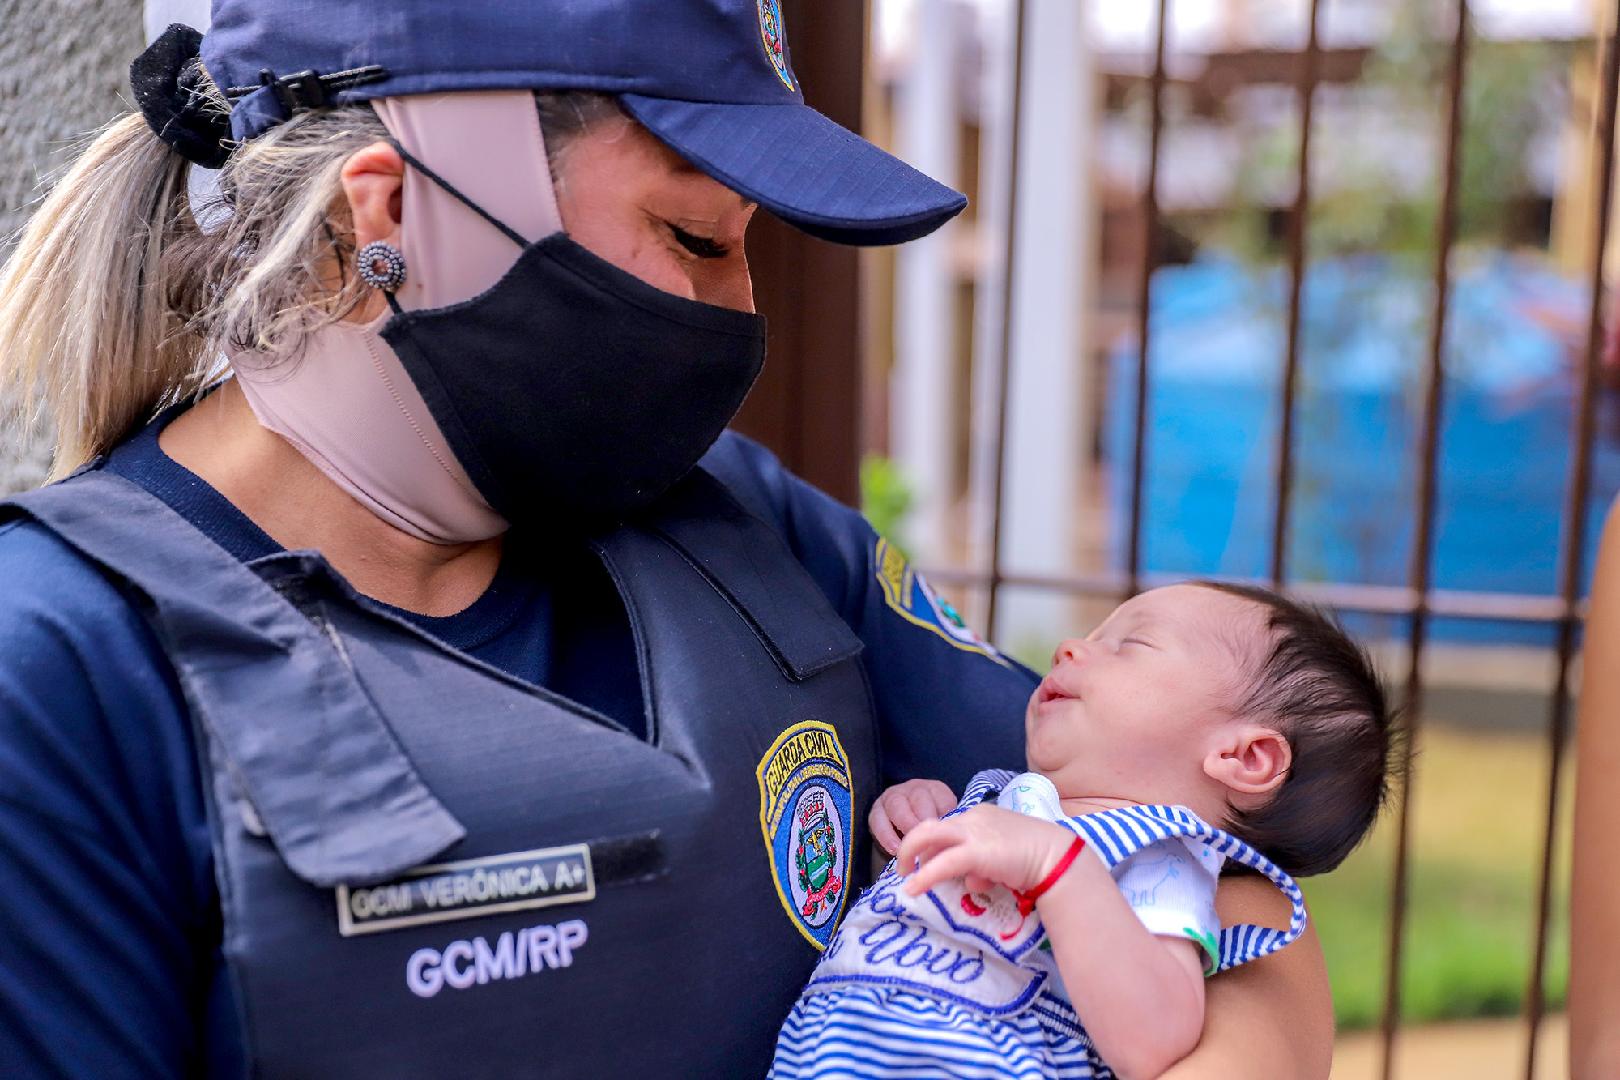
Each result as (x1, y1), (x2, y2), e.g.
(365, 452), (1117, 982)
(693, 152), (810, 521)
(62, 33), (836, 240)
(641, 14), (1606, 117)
(380, 143), (767, 527)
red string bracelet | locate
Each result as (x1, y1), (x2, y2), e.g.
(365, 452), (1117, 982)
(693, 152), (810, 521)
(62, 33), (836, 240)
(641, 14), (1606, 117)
(1013, 835), (1088, 917)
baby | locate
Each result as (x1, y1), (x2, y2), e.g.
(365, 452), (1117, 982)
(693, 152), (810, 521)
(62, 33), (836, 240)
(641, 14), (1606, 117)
(770, 581), (1397, 1080)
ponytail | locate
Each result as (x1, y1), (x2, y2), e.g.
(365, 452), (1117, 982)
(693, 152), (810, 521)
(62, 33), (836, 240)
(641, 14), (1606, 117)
(0, 113), (205, 477)
(0, 68), (390, 480)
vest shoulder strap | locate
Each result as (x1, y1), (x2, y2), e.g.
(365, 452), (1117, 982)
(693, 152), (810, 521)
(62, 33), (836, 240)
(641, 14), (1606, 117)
(638, 466), (863, 681)
(0, 470), (465, 887)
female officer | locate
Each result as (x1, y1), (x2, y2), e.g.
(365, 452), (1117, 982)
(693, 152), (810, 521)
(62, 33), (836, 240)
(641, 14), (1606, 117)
(0, 0), (1331, 1075)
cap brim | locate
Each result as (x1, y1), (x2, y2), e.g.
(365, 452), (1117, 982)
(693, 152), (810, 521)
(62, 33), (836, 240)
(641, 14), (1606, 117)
(620, 94), (967, 247)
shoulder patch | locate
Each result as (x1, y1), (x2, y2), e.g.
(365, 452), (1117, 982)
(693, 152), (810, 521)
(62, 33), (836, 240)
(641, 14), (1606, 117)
(757, 720), (852, 950)
(874, 538), (1009, 667)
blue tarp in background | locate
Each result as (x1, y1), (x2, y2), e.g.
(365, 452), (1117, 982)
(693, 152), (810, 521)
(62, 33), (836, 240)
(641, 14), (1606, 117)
(1105, 252), (1620, 644)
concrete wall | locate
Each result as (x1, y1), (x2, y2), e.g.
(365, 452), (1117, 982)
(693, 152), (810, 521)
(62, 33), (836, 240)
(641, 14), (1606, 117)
(0, 0), (143, 493)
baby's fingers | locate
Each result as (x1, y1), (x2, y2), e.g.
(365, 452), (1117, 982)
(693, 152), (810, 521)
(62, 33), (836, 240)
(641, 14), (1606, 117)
(869, 804), (903, 856)
(902, 846), (979, 897)
(894, 818), (959, 876)
(905, 783), (954, 829)
(886, 792), (926, 837)
(918, 780), (958, 818)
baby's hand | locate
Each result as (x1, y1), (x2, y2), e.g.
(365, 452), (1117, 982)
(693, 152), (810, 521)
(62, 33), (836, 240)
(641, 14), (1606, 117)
(896, 804), (1079, 897)
(869, 779), (957, 856)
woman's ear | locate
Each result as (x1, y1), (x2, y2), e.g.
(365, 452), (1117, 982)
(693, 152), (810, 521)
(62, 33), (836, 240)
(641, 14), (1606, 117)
(1203, 725), (1292, 799)
(340, 140), (406, 249)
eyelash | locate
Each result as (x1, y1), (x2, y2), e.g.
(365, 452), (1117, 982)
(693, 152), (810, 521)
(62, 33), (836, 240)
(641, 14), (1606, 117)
(669, 223), (730, 260)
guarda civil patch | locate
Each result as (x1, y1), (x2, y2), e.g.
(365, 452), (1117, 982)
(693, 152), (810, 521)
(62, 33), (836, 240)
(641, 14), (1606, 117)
(874, 537), (1009, 666)
(757, 720), (854, 950)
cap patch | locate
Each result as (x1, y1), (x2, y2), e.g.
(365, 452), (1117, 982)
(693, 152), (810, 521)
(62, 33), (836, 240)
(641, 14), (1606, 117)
(757, 0), (796, 91)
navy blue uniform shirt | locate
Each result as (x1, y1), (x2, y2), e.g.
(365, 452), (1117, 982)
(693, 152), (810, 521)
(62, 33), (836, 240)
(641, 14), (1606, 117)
(0, 409), (1034, 1077)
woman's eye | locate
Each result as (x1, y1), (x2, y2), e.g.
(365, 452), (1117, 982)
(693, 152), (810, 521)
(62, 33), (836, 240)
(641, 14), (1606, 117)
(668, 224), (730, 260)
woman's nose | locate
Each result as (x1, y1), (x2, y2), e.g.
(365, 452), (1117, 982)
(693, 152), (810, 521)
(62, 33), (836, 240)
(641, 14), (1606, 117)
(693, 257), (756, 313)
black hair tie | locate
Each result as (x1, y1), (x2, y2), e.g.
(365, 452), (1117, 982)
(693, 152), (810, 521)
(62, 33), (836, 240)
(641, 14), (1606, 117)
(130, 23), (233, 170)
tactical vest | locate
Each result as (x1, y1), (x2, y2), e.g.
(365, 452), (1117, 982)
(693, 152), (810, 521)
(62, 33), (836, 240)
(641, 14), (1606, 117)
(3, 464), (878, 1077)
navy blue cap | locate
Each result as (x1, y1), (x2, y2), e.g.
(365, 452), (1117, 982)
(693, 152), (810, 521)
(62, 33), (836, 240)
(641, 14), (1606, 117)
(200, 0), (967, 246)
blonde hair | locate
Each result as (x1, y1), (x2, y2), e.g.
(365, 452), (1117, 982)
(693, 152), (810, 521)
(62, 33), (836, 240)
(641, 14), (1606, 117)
(0, 66), (387, 479)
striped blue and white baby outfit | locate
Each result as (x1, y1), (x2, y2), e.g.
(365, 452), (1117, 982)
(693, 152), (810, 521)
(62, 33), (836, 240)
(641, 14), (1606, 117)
(769, 770), (1308, 1079)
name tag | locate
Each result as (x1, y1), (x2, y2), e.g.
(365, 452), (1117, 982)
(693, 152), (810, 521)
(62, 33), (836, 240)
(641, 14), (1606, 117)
(336, 844), (595, 937)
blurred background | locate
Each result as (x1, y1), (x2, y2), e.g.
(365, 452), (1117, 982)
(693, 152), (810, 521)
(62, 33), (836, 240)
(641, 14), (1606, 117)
(851, 3), (1605, 1077)
(2, 1), (1614, 1077)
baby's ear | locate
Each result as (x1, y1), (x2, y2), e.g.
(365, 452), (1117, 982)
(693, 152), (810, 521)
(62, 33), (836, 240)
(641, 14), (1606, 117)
(1203, 725), (1291, 800)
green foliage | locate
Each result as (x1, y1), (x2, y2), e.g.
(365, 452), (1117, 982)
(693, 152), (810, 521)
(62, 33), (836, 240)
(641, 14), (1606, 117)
(1304, 725), (1569, 1030)
(1311, 840), (1569, 1029)
(1216, 4), (1564, 265)
(1342, 6), (1560, 258)
(860, 454), (915, 557)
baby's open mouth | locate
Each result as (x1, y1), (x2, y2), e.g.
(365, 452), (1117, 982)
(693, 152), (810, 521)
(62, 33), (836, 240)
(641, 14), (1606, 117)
(1035, 676), (1077, 707)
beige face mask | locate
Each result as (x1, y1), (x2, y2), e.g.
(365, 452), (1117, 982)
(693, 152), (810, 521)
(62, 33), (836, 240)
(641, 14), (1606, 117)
(230, 90), (564, 544)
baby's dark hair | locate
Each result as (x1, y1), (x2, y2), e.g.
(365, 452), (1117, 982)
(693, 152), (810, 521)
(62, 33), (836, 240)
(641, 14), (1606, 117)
(1195, 581), (1401, 877)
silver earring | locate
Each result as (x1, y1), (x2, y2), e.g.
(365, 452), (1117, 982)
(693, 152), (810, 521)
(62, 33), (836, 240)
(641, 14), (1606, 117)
(356, 240), (407, 291)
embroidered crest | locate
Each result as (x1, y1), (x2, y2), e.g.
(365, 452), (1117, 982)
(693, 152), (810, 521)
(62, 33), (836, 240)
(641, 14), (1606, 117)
(758, 720), (853, 949)
(757, 0), (796, 91)
(874, 538), (1009, 666)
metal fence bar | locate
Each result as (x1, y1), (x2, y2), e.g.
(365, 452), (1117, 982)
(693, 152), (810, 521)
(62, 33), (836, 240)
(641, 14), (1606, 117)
(1523, 9), (1620, 1075)
(1125, 0), (1171, 600)
(1380, 4), (1471, 1075)
(1270, 0), (1323, 586)
(982, 0), (1030, 640)
(928, 566), (1587, 623)
(940, 3), (1600, 1068)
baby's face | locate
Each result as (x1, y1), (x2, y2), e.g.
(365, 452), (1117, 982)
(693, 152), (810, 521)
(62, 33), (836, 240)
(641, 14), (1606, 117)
(1025, 584), (1268, 803)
